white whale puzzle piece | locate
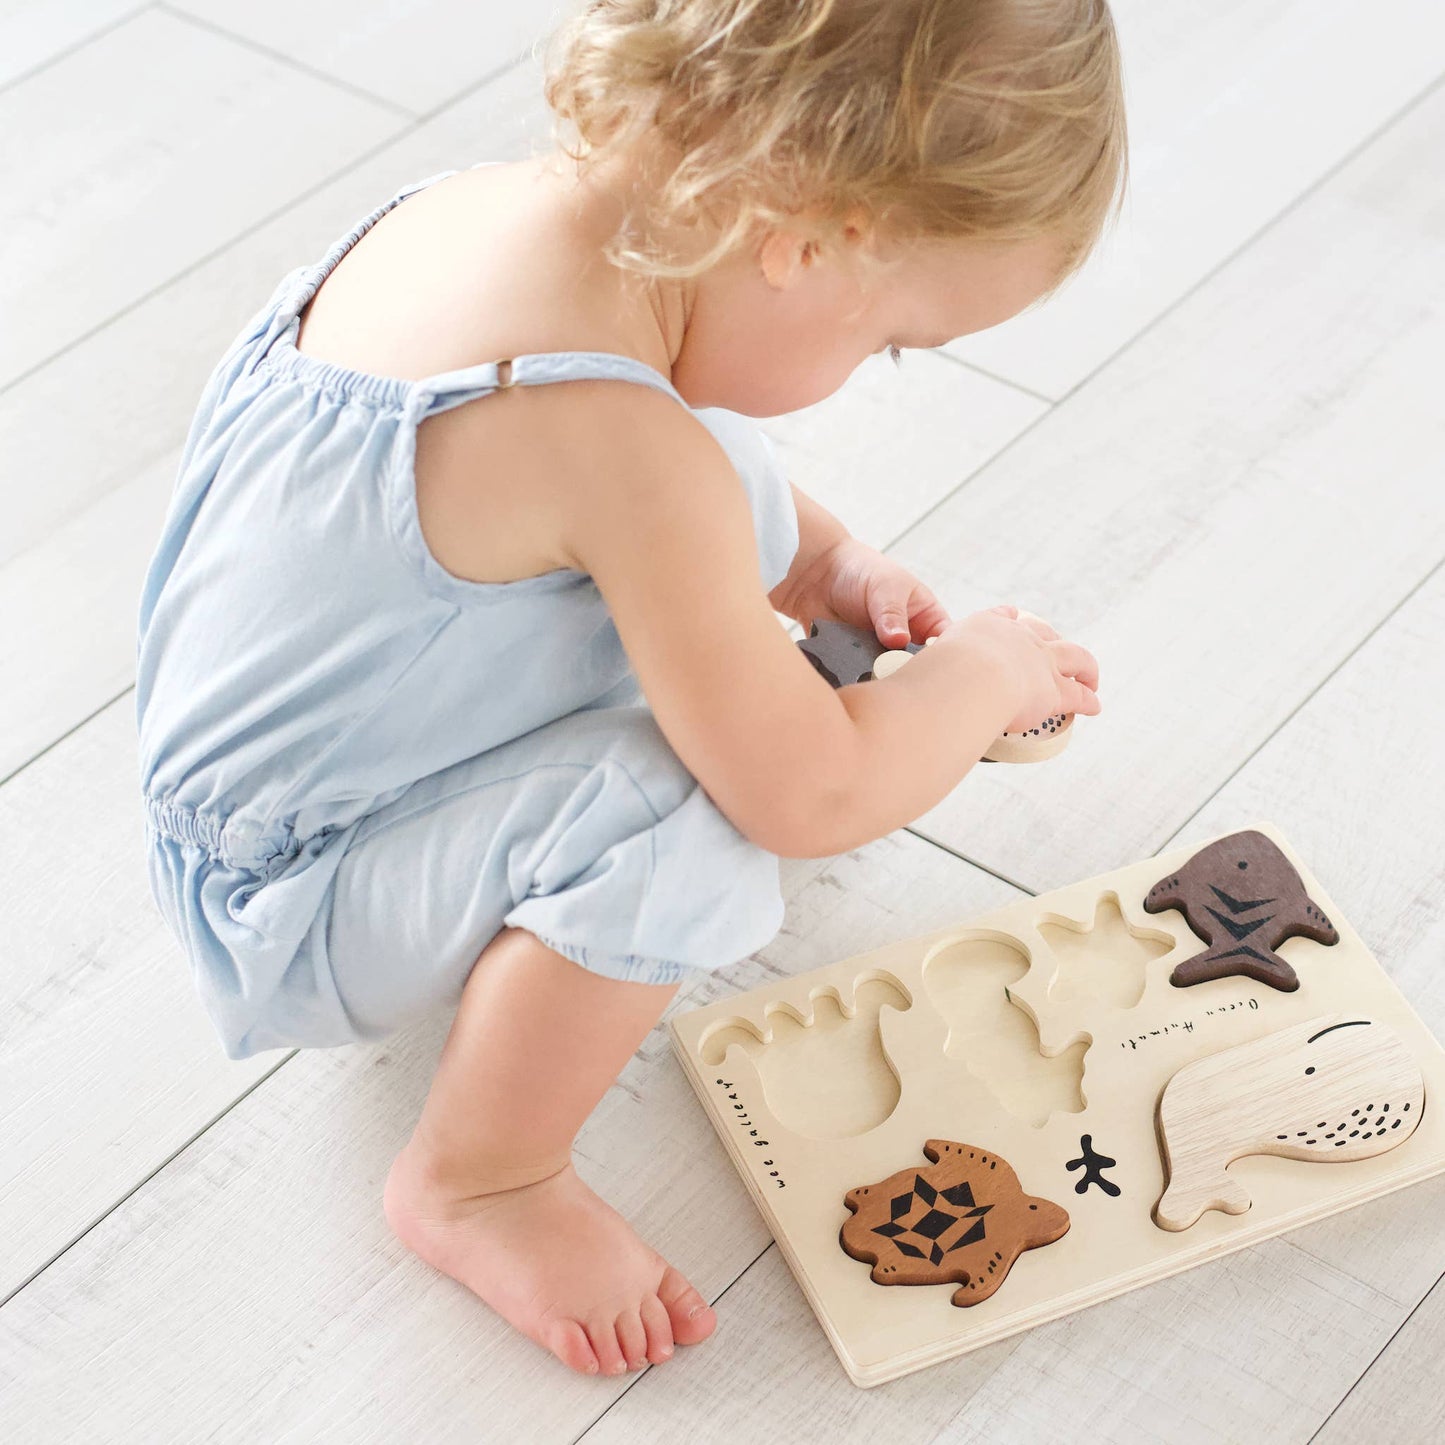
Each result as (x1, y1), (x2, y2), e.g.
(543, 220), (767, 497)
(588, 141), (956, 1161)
(1153, 1014), (1426, 1232)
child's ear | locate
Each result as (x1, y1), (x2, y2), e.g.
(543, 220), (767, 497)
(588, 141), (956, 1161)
(758, 229), (819, 289)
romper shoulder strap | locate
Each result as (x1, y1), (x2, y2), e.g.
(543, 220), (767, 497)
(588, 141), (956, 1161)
(414, 351), (689, 419)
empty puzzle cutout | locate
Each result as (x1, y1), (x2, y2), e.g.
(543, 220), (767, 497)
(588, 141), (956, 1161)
(699, 975), (912, 1139)
(1040, 893), (1175, 1011)
(923, 933), (1087, 1127)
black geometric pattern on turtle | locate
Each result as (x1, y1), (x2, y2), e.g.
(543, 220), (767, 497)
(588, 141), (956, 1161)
(869, 1172), (994, 1266)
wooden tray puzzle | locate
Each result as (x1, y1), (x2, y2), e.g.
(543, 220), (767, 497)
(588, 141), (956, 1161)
(670, 822), (1445, 1387)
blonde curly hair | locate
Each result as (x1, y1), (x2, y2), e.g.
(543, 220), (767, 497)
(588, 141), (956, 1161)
(543, 0), (1127, 281)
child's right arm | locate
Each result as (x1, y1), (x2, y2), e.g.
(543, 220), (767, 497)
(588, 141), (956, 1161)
(564, 386), (1098, 859)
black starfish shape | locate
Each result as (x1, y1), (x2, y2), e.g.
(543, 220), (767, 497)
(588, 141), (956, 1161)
(1065, 1134), (1121, 1197)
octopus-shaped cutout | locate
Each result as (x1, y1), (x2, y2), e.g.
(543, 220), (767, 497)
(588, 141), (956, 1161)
(840, 1140), (1070, 1306)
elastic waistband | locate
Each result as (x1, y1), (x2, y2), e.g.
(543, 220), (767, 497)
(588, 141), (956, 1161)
(143, 794), (300, 873)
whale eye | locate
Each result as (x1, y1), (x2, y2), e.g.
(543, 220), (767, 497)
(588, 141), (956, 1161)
(1238, 860), (1248, 869)
(1305, 1066), (1316, 1075)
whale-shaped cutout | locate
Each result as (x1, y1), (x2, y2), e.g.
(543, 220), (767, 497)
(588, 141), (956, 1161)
(1040, 892), (1175, 1011)
(923, 931), (1087, 1127)
(699, 973), (912, 1139)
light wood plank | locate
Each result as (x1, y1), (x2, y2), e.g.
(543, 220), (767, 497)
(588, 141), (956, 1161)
(1179, 565), (1445, 1313)
(890, 79), (1445, 895)
(0, 832), (1018, 1438)
(760, 352), (1044, 551)
(1315, 1274), (1445, 1445)
(580, 1239), (1396, 1444)
(0, 7), (405, 406)
(0, 700), (275, 1302)
(168, 0), (567, 115)
(586, 1247), (1022, 1444)
(0, 459), (170, 784)
(946, 0), (1445, 399)
(0, 0), (140, 89)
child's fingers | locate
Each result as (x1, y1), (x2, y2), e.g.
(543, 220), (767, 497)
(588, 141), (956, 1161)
(1064, 679), (1102, 716)
(1048, 639), (1100, 693)
(1016, 610), (1059, 642)
(908, 592), (951, 641)
(872, 598), (913, 646)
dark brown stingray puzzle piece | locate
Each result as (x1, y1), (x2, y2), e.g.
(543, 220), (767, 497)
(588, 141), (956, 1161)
(839, 1140), (1070, 1307)
(1143, 829), (1339, 992)
(797, 618), (921, 687)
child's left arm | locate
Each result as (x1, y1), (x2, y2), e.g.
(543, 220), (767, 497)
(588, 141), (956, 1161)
(768, 482), (952, 649)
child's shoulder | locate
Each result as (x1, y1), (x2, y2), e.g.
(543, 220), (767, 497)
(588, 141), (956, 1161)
(293, 161), (726, 589)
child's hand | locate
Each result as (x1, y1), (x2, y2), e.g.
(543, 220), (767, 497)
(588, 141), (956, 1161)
(932, 604), (1102, 731)
(807, 537), (951, 648)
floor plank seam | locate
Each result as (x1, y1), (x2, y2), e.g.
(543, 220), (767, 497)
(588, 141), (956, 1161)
(931, 350), (1058, 406)
(884, 68), (1445, 554)
(1160, 553), (1445, 855)
(0, 2), (152, 102)
(0, 45), (532, 404)
(0, 111), (408, 400)
(566, 1241), (776, 1444)
(410, 44), (545, 128)
(154, 1), (420, 121)
(1305, 1268), (1445, 1443)
(0, 1047), (299, 1311)
(1, 682), (136, 789)
(898, 830), (1038, 898)
(1040, 71), (1445, 421)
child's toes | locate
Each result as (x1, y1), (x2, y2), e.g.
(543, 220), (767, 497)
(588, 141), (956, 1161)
(585, 1319), (629, 1376)
(615, 1308), (648, 1370)
(546, 1319), (599, 1376)
(658, 1265), (716, 1346)
(640, 1292), (675, 1364)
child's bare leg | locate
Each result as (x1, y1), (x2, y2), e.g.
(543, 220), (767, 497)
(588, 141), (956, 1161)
(383, 925), (716, 1375)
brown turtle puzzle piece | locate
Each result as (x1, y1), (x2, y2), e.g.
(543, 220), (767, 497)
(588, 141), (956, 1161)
(839, 1139), (1070, 1307)
(1143, 828), (1340, 992)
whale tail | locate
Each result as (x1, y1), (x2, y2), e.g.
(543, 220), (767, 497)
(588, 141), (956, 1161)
(1154, 1168), (1252, 1232)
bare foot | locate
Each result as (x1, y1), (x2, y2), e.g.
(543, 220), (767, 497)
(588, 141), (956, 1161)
(384, 1150), (717, 1375)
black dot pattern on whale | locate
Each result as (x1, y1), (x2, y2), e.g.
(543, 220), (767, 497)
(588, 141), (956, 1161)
(1143, 829), (1339, 992)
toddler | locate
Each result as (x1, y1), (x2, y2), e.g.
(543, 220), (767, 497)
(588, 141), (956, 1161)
(137, 0), (1124, 1378)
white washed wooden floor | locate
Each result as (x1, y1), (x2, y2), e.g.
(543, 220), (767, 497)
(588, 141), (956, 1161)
(2, 3), (1444, 1441)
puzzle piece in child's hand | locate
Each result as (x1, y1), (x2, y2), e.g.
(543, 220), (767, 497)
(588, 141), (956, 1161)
(981, 712), (1073, 764)
(839, 1139), (1070, 1306)
(858, 636), (1074, 764)
(797, 619), (921, 686)
(1143, 828), (1340, 992)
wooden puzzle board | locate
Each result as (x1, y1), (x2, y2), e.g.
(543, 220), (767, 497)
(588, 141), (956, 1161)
(669, 822), (1445, 1387)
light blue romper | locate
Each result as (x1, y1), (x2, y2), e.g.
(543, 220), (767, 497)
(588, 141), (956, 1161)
(136, 166), (800, 1060)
